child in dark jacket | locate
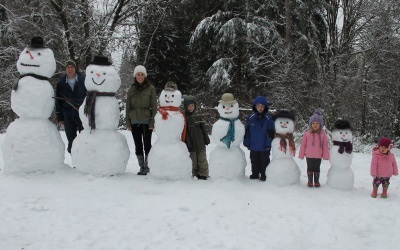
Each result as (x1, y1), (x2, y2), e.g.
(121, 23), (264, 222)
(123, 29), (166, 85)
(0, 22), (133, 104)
(370, 137), (398, 198)
(244, 96), (275, 181)
(183, 96), (210, 180)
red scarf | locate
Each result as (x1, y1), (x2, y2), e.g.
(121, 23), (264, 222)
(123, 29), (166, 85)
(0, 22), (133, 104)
(275, 133), (296, 156)
(158, 106), (186, 142)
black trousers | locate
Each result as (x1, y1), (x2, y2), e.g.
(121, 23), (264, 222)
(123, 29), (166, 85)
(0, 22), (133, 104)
(306, 158), (322, 172)
(64, 113), (84, 153)
(250, 150), (271, 176)
(131, 124), (153, 156)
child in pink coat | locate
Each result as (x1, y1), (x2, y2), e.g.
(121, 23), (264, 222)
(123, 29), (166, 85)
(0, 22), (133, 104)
(298, 109), (330, 187)
(370, 137), (398, 198)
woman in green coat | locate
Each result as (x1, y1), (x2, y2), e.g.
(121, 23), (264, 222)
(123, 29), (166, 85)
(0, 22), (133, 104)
(126, 65), (158, 175)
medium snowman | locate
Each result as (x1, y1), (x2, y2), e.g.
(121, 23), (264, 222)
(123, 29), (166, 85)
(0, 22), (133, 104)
(265, 110), (301, 186)
(148, 81), (192, 180)
(71, 55), (129, 176)
(2, 37), (66, 173)
(209, 93), (246, 179)
(327, 120), (354, 190)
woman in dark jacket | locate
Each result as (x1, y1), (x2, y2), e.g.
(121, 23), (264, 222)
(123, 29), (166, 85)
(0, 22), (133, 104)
(126, 65), (158, 175)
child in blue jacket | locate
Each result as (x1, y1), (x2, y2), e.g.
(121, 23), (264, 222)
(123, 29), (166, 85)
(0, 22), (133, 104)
(244, 96), (275, 181)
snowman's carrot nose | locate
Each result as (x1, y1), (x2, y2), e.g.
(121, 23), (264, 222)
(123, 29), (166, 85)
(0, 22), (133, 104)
(27, 50), (34, 59)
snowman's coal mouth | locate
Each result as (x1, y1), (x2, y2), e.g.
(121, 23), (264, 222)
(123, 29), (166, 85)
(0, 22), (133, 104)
(20, 63), (39, 67)
(341, 138), (349, 142)
(92, 78), (105, 86)
(224, 111), (232, 114)
(280, 125), (287, 128)
(165, 100), (173, 103)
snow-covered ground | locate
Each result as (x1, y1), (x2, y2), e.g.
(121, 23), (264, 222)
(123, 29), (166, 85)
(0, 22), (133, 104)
(0, 131), (399, 250)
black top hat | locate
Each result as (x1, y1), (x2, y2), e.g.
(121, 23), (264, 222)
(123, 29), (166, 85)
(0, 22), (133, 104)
(90, 55), (112, 66)
(273, 109), (295, 121)
(334, 119), (351, 130)
(28, 36), (46, 49)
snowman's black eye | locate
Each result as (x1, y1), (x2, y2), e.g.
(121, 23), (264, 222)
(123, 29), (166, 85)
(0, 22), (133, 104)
(37, 52), (41, 56)
(26, 51), (29, 53)
(103, 72), (106, 75)
(340, 132), (342, 134)
(280, 121), (282, 124)
(91, 71), (93, 74)
(172, 95), (174, 97)
(165, 94), (167, 97)
(231, 105), (233, 107)
(345, 132), (348, 134)
(222, 105), (225, 108)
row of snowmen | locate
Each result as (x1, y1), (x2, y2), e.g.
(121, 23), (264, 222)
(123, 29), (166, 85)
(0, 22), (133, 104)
(1, 37), (354, 190)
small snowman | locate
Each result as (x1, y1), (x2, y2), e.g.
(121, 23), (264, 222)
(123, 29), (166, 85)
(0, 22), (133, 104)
(148, 82), (192, 179)
(209, 93), (246, 179)
(71, 55), (129, 176)
(327, 120), (354, 190)
(265, 110), (300, 186)
(2, 37), (66, 173)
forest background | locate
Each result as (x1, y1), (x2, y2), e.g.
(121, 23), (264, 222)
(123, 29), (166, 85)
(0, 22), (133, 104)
(0, 0), (399, 145)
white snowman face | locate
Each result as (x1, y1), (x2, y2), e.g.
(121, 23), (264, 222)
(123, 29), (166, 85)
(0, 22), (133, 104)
(85, 64), (121, 92)
(275, 117), (295, 134)
(217, 102), (239, 119)
(332, 129), (353, 142)
(159, 89), (182, 107)
(16, 47), (56, 78)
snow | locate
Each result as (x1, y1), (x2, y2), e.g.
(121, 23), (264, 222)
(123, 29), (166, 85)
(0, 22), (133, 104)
(1, 131), (400, 249)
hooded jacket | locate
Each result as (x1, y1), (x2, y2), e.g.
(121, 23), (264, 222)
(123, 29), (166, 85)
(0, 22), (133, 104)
(244, 96), (275, 151)
(370, 147), (399, 177)
(298, 130), (330, 160)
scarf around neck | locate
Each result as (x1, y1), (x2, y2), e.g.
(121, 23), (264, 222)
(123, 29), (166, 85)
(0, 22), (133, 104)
(219, 117), (238, 149)
(333, 140), (353, 154)
(275, 133), (296, 156)
(84, 91), (115, 132)
(13, 73), (50, 90)
(158, 106), (186, 142)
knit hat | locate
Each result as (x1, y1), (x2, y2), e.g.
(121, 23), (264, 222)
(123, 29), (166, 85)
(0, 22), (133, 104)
(28, 36), (46, 49)
(333, 120), (351, 130)
(90, 55), (112, 65)
(378, 137), (392, 148)
(65, 60), (76, 68)
(133, 65), (147, 77)
(164, 81), (178, 91)
(273, 109), (295, 121)
(218, 93), (237, 104)
(309, 109), (324, 126)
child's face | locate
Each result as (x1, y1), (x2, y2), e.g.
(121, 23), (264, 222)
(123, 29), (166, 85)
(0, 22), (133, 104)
(188, 104), (195, 112)
(379, 146), (389, 154)
(311, 122), (320, 131)
(256, 104), (265, 113)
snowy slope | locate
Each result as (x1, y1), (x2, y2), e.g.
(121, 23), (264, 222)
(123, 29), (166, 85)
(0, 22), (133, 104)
(0, 131), (399, 250)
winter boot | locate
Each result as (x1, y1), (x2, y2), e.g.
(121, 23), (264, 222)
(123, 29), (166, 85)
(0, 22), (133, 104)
(250, 173), (259, 179)
(371, 187), (378, 198)
(196, 174), (208, 180)
(307, 172), (313, 187)
(259, 175), (266, 181)
(136, 155), (146, 175)
(314, 172), (320, 187)
(143, 154), (150, 174)
(381, 187), (388, 198)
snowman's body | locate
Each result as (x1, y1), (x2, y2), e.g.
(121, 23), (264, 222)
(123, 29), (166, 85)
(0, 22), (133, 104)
(72, 61), (129, 176)
(327, 129), (354, 190)
(266, 117), (300, 186)
(209, 101), (246, 179)
(2, 45), (65, 173)
(148, 89), (192, 180)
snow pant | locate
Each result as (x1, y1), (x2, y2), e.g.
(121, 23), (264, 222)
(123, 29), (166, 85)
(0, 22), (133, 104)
(250, 150), (271, 177)
(63, 113), (84, 153)
(190, 149), (209, 177)
(373, 177), (390, 188)
(306, 158), (322, 172)
(131, 124), (153, 156)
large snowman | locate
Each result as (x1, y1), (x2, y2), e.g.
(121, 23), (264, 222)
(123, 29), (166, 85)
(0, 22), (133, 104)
(2, 37), (66, 173)
(209, 93), (246, 179)
(327, 120), (354, 190)
(148, 82), (192, 179)
(265, 110), (300, 186)
(71, 55), (129, 176)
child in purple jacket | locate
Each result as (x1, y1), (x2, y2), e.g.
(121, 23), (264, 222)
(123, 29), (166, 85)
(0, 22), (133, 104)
(370, 137), (398, 198)
(298, 109), (330, 187)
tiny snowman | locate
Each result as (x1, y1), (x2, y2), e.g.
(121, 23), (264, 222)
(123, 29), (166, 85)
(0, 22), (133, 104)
(2, 37), (66, 173)
(265, 110), (301, 186)
(209, 93), (246, 179)
(327, 120), (354, 190)
(148, 82), (192, 179)
(71, 55), (129, 176)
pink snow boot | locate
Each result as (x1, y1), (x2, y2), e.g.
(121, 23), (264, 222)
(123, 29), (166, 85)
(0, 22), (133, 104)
(371, 187), (378, 198)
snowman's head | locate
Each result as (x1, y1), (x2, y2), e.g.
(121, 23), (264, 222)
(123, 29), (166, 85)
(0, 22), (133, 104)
(217, 93), (239, 119)
(159, 89), (182, 107)
(84, 56), (120, 92)
(17, 47), (56, 78)
(275, 117), (295, 134)
(332, 119), (352, 142)
(332, 129), (353, 142)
